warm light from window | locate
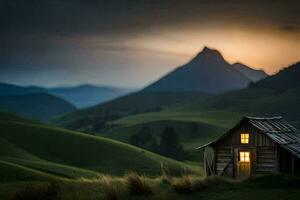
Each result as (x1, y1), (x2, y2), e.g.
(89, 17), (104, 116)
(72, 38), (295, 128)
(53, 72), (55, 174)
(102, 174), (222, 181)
(241, 133), (249, 144)
(240, 151), (250, 162)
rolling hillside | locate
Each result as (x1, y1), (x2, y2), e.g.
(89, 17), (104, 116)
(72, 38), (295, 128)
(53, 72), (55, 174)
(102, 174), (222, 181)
(0, 93), (76, 121)
(53, 59), (300, 164)
(53, 91), (209, 132)
(97, 87), (300, 163)
(172, 62), (300, 126)
(143, 47), (257, 94)
(92, 62), (300, 160)
(0, 113), (199, 181)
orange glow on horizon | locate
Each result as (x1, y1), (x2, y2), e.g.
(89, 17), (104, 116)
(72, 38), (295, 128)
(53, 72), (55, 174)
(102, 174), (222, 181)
(121, 28), (300, 75)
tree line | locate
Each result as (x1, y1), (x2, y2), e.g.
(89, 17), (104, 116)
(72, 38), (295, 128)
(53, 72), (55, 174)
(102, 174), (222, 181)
(129, 126), (185, 160)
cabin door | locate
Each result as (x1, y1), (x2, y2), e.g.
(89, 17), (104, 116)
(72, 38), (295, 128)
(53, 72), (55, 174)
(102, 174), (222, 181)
(235, 149), (251, 179)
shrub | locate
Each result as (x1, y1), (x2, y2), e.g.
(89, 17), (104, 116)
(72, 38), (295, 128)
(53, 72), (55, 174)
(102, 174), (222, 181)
(160, 162), (171, 179)
(100, 176), (119, 200)
(172, 176), (233, 194)
(126, 172), (153, 196)
(172, 175), (202, 194)
(14, 181), (60, 200)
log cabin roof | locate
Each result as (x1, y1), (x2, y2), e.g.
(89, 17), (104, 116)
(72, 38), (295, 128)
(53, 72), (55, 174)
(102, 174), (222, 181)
(197, 116), (300, 158)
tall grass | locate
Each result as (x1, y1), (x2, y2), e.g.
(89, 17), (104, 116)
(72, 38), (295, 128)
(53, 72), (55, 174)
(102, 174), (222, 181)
(100, 176), (119, 200)
(172, 175), (232, 194)
(126, 172), (153, 196)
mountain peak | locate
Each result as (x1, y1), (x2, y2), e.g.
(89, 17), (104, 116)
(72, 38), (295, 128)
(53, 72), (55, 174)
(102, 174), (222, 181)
(143, 46), (252, 94)
(194, 46), (224, 61)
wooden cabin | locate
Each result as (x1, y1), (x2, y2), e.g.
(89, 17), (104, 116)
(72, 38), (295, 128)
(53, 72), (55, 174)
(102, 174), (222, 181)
(197, 116), (300, 179)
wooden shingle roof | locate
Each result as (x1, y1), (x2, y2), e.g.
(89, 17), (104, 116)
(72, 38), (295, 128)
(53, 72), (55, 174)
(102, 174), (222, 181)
(197, 116), (300, 158)
(248, 116), (300, 158)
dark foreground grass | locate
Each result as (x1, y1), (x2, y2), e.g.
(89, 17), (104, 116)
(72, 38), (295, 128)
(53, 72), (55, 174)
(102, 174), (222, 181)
(126, 172), (153, 196)
(13, 181), (60, 200)
(2, 174), (300, 200)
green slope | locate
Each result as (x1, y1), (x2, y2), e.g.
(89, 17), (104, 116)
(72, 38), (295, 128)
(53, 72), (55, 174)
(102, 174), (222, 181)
(53, 91), (209, 132)
(0, 160), (60, 182)
(102, 111), (240, 147)
(96, 88), (300, 162)
(96, 111), (240, 163)
(0, 115), (200, 181)
(171, 88), (300, 126)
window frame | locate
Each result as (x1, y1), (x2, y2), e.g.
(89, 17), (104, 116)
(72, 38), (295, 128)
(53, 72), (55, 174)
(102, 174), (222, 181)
(239, 151), (250, 162)
(240, 133), (249, 144)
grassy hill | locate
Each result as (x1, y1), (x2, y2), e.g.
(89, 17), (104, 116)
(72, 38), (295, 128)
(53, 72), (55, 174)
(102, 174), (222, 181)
(93, 88), (300, 162)
(98, 110), (241, 161)
(171, 88), (300, 126)
(53, 91), (209, 132)
(102, 110), (240, 147)
(0, 93), (76, 122)
(53, 62), (300, 164)
(0, 113), (200, 182)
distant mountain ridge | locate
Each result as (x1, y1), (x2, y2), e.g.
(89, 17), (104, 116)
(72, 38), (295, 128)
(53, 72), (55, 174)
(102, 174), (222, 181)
(0, 83), (135, 108)
(143, 47), (266, 94)
(48, 84), (135, 108)
(0, 92), (76, 121)
(232, 62), (267, 82)
(250, 62), (300, 89)
(0, 82), (45, 96)
(53, 46), (269, 133)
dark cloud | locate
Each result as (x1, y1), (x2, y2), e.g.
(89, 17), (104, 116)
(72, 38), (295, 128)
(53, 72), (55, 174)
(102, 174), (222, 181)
(1, 0), (299, 56)
(279, 24), (300, 33)
(0, 0), (300, 86)
(1, 0), (299, 37)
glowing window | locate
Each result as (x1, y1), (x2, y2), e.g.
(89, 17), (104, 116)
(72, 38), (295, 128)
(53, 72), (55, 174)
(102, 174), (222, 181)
(241, 133), (249, 144)
(239, 151), (250, 162)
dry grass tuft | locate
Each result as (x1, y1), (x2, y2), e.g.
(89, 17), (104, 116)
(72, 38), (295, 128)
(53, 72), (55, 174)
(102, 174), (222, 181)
(172, 175), (202, 194)
(126, 172), (153, 196)
(172, 175), (233, 194)
(100, 176), (119, 200)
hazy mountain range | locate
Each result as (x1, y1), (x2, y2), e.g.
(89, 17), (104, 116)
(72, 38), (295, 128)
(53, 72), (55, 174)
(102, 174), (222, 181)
(53, 47), (272, 133)
(0, 93), (76, 121)
(0, 83), (135, 121)
(143, 47), (267, 94)
(0, 83), (135, 108)
(48, 85), (135, 108)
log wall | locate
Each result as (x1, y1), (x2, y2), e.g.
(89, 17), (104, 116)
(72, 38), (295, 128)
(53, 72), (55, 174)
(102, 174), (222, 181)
(216, 147), (232, 175)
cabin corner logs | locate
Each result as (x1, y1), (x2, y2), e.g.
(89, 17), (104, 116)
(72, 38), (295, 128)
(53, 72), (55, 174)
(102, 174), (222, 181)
(198, 116), (300, 179)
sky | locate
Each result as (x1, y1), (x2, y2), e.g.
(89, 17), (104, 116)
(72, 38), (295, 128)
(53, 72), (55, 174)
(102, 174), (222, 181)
(0, 0), (300, 88)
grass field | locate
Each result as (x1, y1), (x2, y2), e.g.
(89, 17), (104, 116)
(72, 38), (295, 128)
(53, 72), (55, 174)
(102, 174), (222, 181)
(53, 92), (209, 131)
(101, 110), (241, 154)
(1, 174), (300, 200)
(0, 113), (201, 184)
